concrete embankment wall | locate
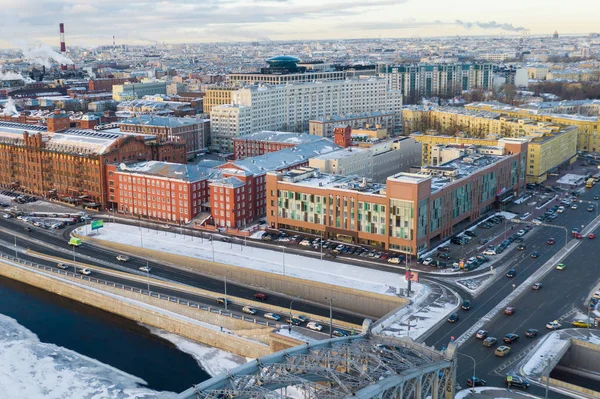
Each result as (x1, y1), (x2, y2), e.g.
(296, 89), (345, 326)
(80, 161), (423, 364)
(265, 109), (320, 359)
(0, 259), (304, 358)
(78, 234), (408, 319)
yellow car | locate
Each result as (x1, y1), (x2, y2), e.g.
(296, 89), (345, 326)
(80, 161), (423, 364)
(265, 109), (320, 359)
(495, 346), (511, 357)
(556, 263), (566, 270)
(572, 320), (591, 328)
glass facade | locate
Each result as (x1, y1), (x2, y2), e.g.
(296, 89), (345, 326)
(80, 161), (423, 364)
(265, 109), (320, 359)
(389, 199), (414, 240)
(357, 201), (386, 235)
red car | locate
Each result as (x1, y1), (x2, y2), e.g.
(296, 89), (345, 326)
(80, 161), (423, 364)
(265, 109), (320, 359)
(504, 307), (516, 315)
(573, 232), (583, 239)
(547, 238), (555, 245)
(589, 233), (595, 239)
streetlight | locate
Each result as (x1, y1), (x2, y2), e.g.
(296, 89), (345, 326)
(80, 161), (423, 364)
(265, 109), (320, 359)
(541, 354), (554, 399)
(278, 246), (286, 276)
(72, 245), (77, 275)
(224, 273), (229, 311)
(145, 260), (151, 294)
(320, 231), (324, 260)
(456, 352), (477, 393)
(14, 235), (17, 259)
(289, 296), (300, 332)
(326, 297), (335, 338)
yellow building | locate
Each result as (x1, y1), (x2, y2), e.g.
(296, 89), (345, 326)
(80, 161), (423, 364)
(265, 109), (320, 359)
(351, 125), (388, 140)
(203, 87), (235, 114)
(412, 126), (579, 183)
(465, 102), (600, 152)
(525, 126), (579, 183)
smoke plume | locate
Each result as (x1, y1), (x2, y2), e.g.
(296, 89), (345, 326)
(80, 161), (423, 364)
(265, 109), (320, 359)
(19, 43), (74, 68)
(0, 66), (34, 83)
(455, 20), (525, 33)
(1, 98), (20, 117)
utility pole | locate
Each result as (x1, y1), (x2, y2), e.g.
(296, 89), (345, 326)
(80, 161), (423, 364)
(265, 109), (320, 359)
(224, 274), (228, 311)
(14, 235), (17, 258)
(326, 297), (335, 338)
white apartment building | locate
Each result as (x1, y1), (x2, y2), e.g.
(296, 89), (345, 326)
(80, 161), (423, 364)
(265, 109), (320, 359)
(210, 105), (252, 152)
(308, 136), (422, 183)
(210, 78), (402, 152)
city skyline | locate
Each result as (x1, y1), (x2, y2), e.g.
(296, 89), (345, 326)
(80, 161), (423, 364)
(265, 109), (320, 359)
(0, 0), (598, 48)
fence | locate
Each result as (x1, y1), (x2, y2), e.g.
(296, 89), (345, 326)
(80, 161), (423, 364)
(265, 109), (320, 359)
(0, 252), (280, 328)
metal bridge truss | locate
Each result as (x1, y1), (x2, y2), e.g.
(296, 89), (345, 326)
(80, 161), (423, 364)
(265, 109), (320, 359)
(177, 335), (454, 399)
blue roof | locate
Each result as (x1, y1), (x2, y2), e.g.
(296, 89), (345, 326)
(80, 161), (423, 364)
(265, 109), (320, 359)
(266, 55), (300, 62)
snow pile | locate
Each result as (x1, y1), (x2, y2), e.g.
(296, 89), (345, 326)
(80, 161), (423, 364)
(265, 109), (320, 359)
(522, 332), (568, 375)
(0, 313), (172, 399)
(82, 223), (420, 296)
(148, 327), (247, 377)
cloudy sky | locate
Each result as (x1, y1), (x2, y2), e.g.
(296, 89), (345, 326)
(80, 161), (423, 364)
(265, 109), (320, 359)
(0, 0), (597, 47)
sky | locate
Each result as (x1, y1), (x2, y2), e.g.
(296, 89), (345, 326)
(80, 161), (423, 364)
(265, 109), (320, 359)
(0, 0), (597, 47)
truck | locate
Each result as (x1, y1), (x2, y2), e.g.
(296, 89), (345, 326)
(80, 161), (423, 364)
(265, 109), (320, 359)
(68, 237), (82, 246)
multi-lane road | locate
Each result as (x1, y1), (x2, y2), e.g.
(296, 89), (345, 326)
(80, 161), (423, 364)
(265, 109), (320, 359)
(0, 218), (365, 336)
(424, 185), (600, 397)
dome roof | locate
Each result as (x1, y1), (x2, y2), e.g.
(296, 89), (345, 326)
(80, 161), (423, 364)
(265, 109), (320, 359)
(266, 55), (301, 63)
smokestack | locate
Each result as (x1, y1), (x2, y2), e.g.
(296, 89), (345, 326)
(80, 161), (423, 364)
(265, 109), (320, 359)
(59, 23), (67, 71)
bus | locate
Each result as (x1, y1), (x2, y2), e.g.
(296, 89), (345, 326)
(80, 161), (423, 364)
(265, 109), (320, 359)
(586, 178), (595, 188)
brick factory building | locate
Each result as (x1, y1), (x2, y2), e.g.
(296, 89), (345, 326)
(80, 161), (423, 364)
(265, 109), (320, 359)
(266, 140), (527, 255)
(119, 115), (206, 160)
(89, 78), (135, 92)
(0, 118), (185, 207)
(231, 131), (324, 160)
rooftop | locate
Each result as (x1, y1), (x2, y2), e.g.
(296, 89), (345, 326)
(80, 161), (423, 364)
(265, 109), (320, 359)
(226, 139), (340, 175)
(116, 160), (218, 182)
(277, 167), (386, 195)
(310, 111), (395, 123)
(120, 115), (199, 128)
(311, 146), (368, 161)
(234, 131), (324, 145)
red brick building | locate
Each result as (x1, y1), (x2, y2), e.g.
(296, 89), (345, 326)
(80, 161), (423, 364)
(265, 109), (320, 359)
(0, 119), (185, 207)
(105, 162), (214, 222)
(89, 78), (135, 92)
(232, 131), (324, 160)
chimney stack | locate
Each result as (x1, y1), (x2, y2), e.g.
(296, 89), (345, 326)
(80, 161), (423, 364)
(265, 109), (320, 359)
(59, 23), (67, 71)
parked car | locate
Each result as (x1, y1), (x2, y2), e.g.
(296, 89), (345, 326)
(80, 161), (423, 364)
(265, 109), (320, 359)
(483, 249), (497, 256)
(438, 246), (451, 253)
(464, 230), (477, 237)
(422, 257), (433, 266)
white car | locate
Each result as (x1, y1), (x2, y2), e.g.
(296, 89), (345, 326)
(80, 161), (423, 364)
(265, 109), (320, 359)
(422, 257), (433, 266)
(116, 255), (130, 262)
(516, 229), (526, 237)
(299, 240), (311, 247)
(56, 262), (69, 270)
(592, 290), (600, 299)
(1, 213), (11, 219)
(571, 204), (578, 210)
(387, 257), (401, 264)
(546, 321), (562, 330)
(483, 249), (497, 256)
(293, 315), (308, 323)
(264, 313), (281, 321)
(78, 268), (91, 275)
(242, 306), (257, 315)
(557, 206), (565, 213)
(307, 321), (323, 331)
(139, 266), (151, 273)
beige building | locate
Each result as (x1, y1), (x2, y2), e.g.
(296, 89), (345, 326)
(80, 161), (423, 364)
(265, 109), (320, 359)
(309, 111), (397, 137)
(352, 126), (387, 140)
(203, 87), (235, 114)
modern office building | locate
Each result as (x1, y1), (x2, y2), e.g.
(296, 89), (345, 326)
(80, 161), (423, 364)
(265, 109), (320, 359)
(120, 115), (206, 159)
(266, 140), (526, 255)
(210, 79), (402, 152)
(112, 81), (167, 101)
(377, 63), (494, 104)
(309, 111), (397, 138)
(228, 56), (347, 85)
(232, 131), (323, 159)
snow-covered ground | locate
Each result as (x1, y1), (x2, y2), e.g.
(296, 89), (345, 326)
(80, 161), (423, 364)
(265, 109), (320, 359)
(373, 283), (459, 341)
(0, 313), (173, 399)
(522, 329), (600, 377)
(275, 327), (321, 344)
(79, 223), (420, 297)
(147, 327), (248, 377)
(455, 386), (538, 399)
